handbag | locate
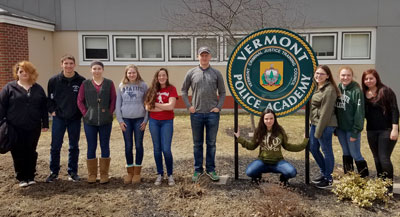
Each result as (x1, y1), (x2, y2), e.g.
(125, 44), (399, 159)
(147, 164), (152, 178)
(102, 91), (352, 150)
(0, 117), (16, 154)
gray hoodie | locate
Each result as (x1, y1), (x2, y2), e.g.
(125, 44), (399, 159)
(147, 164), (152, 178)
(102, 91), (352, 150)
(116, 81), (148, 123)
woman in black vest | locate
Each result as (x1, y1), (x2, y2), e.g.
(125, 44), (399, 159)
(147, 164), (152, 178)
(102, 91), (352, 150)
(77, 61), (116, 184)
(0, 61), (48, 187)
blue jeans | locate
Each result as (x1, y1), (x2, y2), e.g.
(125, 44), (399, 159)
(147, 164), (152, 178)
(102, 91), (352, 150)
(336, 129), (365, 161)
(310, 125), (335, 181)
(149, 118), (174, 176)
(122, 117), (144, 165)
(49, 116), (81, 175)
(246, 159), (297, 179)
(84, 123), (112, 159)
(190, 112), (220, 173)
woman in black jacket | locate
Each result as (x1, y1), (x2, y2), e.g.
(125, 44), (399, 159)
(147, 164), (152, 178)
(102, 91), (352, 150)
(0, 61), (49, 187)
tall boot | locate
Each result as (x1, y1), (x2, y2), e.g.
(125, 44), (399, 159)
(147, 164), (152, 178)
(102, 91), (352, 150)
(87, 158), (98, 183)
(99, 157), (111, 184)
(343, 155), (354, 174)
(355, 160), (369, 178)
(124, 166), (134, 184)
(132, 165), (142, 184)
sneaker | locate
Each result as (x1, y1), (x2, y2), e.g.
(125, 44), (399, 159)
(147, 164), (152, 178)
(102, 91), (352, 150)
(192, 171), (204, 182)
(154, 175), (163, 186)
(168, 175), (175, 186)
(68, 173), (81, 182)
(315, 179), (333, 189)
(46, 173), (58, 183)
(27, 179), (36, 186)
(19, 181), (28, 188)
(311, 175), (324, 184)
(206, 171), (220, 181)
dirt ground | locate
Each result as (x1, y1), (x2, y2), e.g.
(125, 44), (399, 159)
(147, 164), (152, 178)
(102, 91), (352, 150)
(0, 113), (399, 217)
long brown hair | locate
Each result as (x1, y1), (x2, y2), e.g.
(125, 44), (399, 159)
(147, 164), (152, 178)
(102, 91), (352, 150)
(362, 69), (393, 114)
(315, 65), (340, 96)
(144, 68), (171, 109)
(12, 61), (38, 84)
(254, 109), (286, 145)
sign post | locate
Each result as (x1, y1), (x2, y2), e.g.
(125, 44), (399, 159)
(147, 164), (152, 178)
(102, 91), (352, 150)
(227, 28), (318, 181)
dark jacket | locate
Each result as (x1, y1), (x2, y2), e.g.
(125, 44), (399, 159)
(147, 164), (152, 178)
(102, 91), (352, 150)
(335, 81), (364, 138)
(47, 72), (85, 120)
(0, 81), (49, 130)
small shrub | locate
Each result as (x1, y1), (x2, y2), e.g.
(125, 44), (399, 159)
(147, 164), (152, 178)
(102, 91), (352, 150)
(332, 172), (393, 208)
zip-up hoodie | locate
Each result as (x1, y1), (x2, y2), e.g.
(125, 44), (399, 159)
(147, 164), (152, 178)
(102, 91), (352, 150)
(310, 81), (338, 139)
(47, 71), (85, 120)
(335, 81), (364, 138)
(237, 131), (308, 165)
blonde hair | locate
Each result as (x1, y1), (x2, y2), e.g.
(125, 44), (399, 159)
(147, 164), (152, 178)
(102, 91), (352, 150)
(121, 64), (143, 86)
(12, 61), (38, 84)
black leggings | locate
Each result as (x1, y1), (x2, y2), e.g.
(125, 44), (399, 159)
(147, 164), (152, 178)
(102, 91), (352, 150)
(10, 127), (41, 181)
(367, 130), (397, 180)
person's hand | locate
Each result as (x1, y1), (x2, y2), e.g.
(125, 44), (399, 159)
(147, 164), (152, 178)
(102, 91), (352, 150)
(42, 128), (48, 132)
(119, 122), (127, 132)
(140, 122), (147, 131)
(189, 106), (195, 113)
(390, 129), (398, 141)
(145, 104), (151, 111)
(51, 112), (56, 116)
(210, 107), (220, 113)
(234, 128), (240, 138)
(350, 137), (357, 142)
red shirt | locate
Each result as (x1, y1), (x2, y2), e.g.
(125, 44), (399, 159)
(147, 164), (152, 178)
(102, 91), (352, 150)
(150, 85), (178, 120)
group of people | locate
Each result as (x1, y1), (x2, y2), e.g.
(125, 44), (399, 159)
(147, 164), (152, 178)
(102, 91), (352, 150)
(0, 48), (398, 191)
(234, 65), (398, 192)
(0, 46), (226, 187)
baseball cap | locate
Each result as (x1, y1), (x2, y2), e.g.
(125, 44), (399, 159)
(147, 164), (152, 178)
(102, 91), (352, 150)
(197, 46), (211, 55)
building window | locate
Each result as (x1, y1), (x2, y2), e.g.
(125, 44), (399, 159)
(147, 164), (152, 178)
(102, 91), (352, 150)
(169, 37), (193, 60)
(224, 36), (244, 60)
(83, 35), (109, 60)
(310, 33), (337, 59)
(113, 36), (138, 61)
(195, 36), (218, 60)
(140, 36), (164, 61)
(342, 32), (370, 59)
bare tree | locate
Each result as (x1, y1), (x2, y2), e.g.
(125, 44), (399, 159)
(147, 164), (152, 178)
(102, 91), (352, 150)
(164, 0), (307, 132)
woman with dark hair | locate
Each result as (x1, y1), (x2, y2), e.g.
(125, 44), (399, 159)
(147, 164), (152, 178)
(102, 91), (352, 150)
(77, 61), (116, 184)
(309, 65), (340, 189)
(335, 66), (368, 177)
(116, 64), (148, 184)
(144, 68), (178, 186)
(234, 109), (308, 185)
(362, 69), (398, 191)
(0, 61), (49, 187)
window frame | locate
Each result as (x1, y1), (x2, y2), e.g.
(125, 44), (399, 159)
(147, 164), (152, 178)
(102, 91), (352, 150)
(168, 36), (193, 61)
(341, 32), (371, 59)
(82, 35), (110, 61)
(224, 35), (245, 61)
(310, 33), (337, 60)
(139, 36), (164, 61)
(112, 35), (139, 61)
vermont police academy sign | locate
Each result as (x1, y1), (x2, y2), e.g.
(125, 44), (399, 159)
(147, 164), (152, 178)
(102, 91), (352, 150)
(227, 28), (317, 117)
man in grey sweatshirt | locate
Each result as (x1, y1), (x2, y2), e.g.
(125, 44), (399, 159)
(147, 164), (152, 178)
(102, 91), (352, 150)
(181, 46), (226, 182)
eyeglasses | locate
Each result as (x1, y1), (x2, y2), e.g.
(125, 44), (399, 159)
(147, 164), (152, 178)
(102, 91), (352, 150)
(315, 72), (327, 76)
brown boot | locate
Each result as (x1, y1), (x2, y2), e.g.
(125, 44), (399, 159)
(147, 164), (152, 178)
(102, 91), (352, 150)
(87, 158), (98, 183)
(132, 165), (142, 184)
(99, 157), (111, 184)
(124, 166), (134, 184)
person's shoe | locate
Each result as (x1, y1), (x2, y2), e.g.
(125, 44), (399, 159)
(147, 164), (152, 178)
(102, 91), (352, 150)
(154, 175), (163, 186)
(206, 171), (220, 181)
(279, 175), (289, 186)
(315, 179), (333, 189)
(311, 175), (324, 184)
(168, 175), (175, 186)
(46, 173), (58, 183)
(192, 171), (204, 182)
(27, 179), (36, 186)
(68, 173), (81, 182)
(19, 181), (28, 188)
